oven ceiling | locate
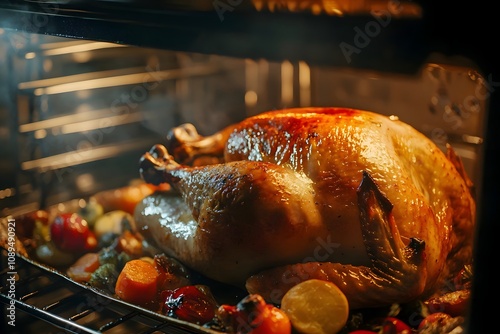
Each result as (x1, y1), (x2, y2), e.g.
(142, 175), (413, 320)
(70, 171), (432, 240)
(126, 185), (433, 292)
(0, 0), (442, 74)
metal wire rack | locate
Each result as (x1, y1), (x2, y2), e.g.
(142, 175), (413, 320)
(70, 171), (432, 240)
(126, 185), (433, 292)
(0, 250), (217, 334)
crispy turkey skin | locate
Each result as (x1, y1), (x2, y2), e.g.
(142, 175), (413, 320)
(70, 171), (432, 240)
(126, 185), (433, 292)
(135, 107), (475, 309)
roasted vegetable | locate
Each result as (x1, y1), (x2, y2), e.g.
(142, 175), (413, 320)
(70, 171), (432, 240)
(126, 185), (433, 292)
(280, 279), (348, 334)
(115, 259), (160, 306)
(425, 289), (471, 317)
(418, 312), (452, 330)
(417, 313), (464, 333)
(93, 210), (135, 239)
(93, 182), (162, 214)
(89, 263), (120, 293)
(154, 253), (192, 291)
(217, 294), (291, 334)
(116, 230), (143, 257)
(50, 213), (97, 253)
(98, 247), (130, 271)
(67, 252), (100, 283)
(77, 196), (104, 228)
(161, 285), (218, 325)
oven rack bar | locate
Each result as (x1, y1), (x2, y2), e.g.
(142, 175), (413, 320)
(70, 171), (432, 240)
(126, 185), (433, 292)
(16, 63), (225, 95)
(0, 250), (216, 334)
(19, 137), (157, 172)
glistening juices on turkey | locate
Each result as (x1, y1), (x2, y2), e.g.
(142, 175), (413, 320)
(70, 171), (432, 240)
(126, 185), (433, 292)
(136, 107), (475, 312)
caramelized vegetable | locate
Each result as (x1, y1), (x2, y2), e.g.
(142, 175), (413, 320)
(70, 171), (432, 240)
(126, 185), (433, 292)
(116, 230), (143, 257)
(250, 304), (291, 334)
(217, 294), (291, 334)
(425, 289), (471, 317)
(97, 182), (163, 214)
(67, 252), (100, 283)
(161, 285), (217, 325)
(89, 263), (119, 293)
(418, 312), (464, 333)
(98, 247), (130, 271)
(115, 259), (160, 306)
(280, 279), (349, 334)
(154, 254), (192, 291)
(417, 312), (452, 330)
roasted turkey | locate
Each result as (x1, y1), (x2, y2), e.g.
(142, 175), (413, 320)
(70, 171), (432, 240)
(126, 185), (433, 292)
(135, 107), (475, 309)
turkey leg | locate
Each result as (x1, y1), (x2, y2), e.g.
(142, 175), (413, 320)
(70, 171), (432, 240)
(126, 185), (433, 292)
(139, 143), (326, 285)
(165, 123), (236, 165)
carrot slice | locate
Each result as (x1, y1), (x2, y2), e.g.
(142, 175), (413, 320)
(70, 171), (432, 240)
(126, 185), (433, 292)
(67, 252), (100, 283)
(115, 259), (159, 306)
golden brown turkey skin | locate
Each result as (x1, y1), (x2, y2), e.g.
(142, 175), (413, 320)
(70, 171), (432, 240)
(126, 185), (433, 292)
(136, 107), (475, 309)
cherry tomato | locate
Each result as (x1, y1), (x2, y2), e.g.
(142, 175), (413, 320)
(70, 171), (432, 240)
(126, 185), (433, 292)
(50, 213), (97, 253)
(161, 285), (217, 325)
(382, 316), (412, 333)
(250, 304), (291, 334)
(217, 294), (291, 334)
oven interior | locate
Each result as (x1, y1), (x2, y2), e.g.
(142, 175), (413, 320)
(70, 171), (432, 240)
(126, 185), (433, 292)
(0, 33), (487, 213)
(0, 1), (497, 333)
